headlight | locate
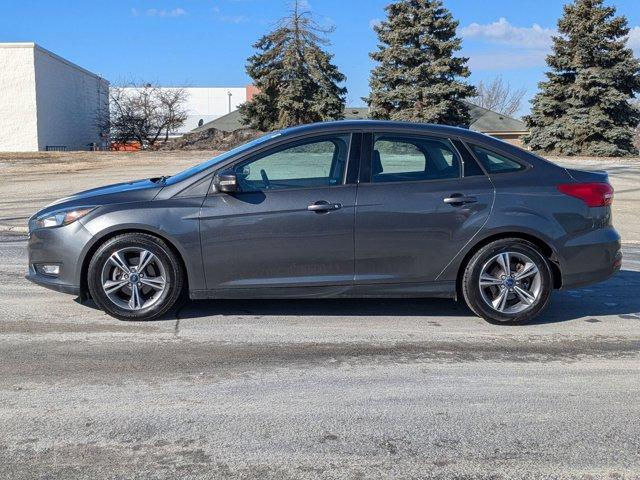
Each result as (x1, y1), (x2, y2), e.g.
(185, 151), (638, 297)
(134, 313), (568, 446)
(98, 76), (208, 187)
(31, 207), (96, 230)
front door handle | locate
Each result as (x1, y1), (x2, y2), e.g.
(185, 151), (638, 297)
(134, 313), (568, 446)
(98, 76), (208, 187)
(308, 201), (342, 213)
(443, 193), (478, 206)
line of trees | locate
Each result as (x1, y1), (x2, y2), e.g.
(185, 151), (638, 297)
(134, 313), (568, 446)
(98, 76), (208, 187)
(239, 0), (640, 156)
(105, 0), (639, 156)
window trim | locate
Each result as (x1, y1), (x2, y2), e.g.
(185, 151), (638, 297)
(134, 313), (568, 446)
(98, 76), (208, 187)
(223, 133), (354, 193)
(360, 132), (463, 185)
(450, 138), (487, 178)
(462, 141), (532, 176)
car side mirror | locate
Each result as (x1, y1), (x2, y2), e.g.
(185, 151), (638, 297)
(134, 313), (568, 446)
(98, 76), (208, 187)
(213, 172), (238, 193)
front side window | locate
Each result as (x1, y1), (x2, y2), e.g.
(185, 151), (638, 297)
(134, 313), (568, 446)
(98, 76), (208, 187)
(371, 135), (461, 183)
(234, 135), (351, 192)
(469, 145), (525, 174)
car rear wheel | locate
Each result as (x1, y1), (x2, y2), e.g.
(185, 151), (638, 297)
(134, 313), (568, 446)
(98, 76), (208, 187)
(87, 233), (184, 321)
(462, 239), (552, 325)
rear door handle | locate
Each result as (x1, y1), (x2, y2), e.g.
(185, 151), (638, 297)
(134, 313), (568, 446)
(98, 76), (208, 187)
(443, 194), (478, 206)
(308, 201), (342, 213)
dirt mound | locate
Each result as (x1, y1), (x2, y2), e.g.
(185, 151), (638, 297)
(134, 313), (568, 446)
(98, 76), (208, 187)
(158, 127), (262, 151)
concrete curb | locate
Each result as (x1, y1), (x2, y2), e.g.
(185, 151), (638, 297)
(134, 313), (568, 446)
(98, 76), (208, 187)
(0, 224), (28, 234)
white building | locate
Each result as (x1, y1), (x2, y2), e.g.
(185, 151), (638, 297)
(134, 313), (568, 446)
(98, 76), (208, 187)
(173, 87), (251, 135)
(0, 43), (109, 152)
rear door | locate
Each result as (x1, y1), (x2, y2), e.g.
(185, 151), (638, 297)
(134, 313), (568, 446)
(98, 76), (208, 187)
(354, 132), (494, 286)
(199, 133), (358, 294)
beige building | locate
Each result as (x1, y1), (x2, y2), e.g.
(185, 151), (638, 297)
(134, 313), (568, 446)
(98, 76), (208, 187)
(0, 43), (109, 152)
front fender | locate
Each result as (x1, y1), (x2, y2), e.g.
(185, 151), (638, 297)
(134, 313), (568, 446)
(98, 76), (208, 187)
(77, 199), (206, 292)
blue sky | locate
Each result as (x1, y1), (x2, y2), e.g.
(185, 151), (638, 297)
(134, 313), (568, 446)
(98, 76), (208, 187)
(2, 0), (640, 116)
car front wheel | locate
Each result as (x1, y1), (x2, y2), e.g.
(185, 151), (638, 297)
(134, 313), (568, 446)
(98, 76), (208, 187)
(462, 238), (553, 325)
(87, 233), (185, 321)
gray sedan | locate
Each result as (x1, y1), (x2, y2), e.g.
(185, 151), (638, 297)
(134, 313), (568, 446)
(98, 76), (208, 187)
(26, 121), (621, 324)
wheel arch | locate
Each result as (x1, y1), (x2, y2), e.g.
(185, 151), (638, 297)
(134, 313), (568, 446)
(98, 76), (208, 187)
(79, 228), (190, 299)
(454, 231), (563, 299)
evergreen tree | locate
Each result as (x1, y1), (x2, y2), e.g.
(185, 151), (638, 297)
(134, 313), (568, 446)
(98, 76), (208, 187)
(239, 1), (346, 131)
(367, 0), (475, 126)
(525, 0), (640, 156)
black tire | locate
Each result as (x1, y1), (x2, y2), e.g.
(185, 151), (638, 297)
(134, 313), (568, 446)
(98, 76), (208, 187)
(87, 233), (185, 321)
(462, 238), (553, 325)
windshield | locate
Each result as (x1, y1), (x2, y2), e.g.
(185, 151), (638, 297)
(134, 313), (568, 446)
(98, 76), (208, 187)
(164, 132), (280, 185)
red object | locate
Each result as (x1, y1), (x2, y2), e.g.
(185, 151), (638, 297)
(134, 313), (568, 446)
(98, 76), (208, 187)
(110, 142), (141, 151)
(557, 182), (614, 207)
(245, 84), (260, 102)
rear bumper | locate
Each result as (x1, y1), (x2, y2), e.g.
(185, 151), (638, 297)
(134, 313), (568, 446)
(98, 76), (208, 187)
(558, 227), (622, 289)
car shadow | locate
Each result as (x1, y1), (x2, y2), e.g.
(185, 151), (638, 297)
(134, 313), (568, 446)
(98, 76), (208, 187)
(149, 269), (640, 325)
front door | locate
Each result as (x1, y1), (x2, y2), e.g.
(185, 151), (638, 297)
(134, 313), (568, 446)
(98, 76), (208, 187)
(354, 133), (494, 286)
(199, 133), (357, 295)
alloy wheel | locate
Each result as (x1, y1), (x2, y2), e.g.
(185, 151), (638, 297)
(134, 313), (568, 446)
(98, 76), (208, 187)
(100, 247), (167, 311)
(478, 251), (542, 315)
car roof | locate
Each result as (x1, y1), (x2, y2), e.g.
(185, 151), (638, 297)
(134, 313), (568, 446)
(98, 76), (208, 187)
(276, 120), (496, 142)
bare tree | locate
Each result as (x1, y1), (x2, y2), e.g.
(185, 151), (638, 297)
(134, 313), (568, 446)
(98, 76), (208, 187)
(108, 82), (189, 148)
(158, 88), (189, 141)
(472, 76), (526, 117)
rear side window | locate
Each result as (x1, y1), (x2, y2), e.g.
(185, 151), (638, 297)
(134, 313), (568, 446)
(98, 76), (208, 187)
(468, 145), (525, 174)
(371, 135), (461, 183)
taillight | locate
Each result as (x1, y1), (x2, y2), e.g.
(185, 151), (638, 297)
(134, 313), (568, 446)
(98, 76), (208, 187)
(557, 182), (614, 207)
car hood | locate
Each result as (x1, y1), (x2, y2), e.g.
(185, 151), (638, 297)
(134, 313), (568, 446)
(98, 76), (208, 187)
(34, 178), (163, 217)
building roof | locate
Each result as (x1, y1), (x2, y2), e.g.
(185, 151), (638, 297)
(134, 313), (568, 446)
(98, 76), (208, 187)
(190, 102), (527, 135)
(465, 103), (528, 134)
(0, 42), (107, 82)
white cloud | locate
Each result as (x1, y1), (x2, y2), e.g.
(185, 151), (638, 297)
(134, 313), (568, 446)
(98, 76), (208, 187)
(369, 18), (382, 30)
(459, 17), (640, 72)
(461, 17), (555, 50)
(145, 7), (187, 18)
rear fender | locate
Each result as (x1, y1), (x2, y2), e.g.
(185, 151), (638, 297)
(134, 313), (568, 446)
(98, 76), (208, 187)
(436, 213), (564, 284)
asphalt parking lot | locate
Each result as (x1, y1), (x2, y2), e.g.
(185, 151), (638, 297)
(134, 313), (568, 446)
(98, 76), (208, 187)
(1, 152), (640, 479)
(1, 236), (640, 479)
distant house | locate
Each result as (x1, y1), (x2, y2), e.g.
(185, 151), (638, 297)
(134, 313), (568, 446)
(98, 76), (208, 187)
(0, 43), (109, 152)
(191, 102), (529, 147)
(464, 103), (529, 146)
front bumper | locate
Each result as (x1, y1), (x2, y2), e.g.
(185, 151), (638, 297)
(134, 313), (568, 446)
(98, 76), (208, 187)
(25, 220), (94, 296)
(25, 271), (80, 295)
(558, 226), (622, 289)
